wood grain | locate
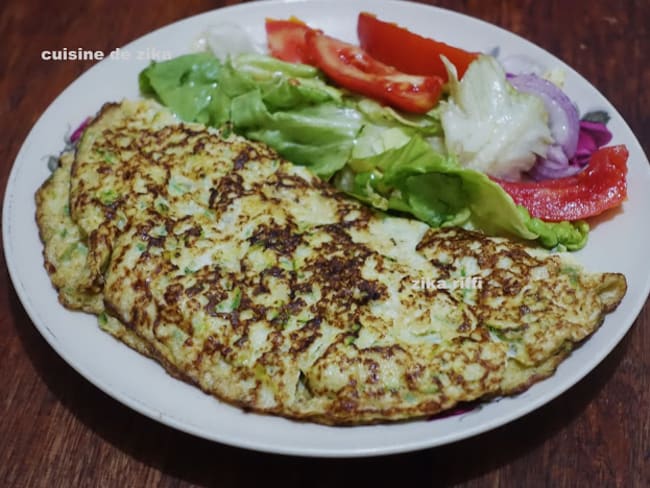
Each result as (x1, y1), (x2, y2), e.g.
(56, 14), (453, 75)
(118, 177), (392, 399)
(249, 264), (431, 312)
(1, 1), (648, 487)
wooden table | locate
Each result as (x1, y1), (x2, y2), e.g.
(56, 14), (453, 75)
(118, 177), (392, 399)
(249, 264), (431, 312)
(1, 0), (648, 486)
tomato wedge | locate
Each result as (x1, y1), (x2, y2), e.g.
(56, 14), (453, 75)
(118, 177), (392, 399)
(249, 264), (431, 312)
(305, 30), (444, 113)
(357, 12), (478, 80)
(493, 145), (628, 222)
(265, 17), (314, 64)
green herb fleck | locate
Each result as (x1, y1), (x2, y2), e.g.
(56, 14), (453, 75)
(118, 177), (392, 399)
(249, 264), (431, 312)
(98, 189), (118, 205)
(487, 325), (507, 341)
(231, 287), (242, 310)
(278, 256), (296, 271)
(96, 149), (116, 164)
(156, 201), (169, 214)
(216, 287), (242, 313)
(561, 266), (580, 287)
(59, 242), (86, 261)
(168, 178), (192, 196)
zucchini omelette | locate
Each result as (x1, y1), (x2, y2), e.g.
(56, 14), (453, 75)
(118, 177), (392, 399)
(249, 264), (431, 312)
(36, 99), (626, 424)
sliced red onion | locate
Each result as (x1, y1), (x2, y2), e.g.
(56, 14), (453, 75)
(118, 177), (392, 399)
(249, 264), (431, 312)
(508, 73), (580, 158)
(427, 402), (478, 420)
(69, 117), (92, 144)
(580, 120), (612, 146)
(528, 119), (613, 180)
(528, 155), (585, 180)
(545, 144), (569, 166)
(508, 73), (582, 180)
(572, 120), (613, 166)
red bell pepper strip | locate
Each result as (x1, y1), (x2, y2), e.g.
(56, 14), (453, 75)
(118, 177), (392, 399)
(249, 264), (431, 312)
(493, 145), (628, 222)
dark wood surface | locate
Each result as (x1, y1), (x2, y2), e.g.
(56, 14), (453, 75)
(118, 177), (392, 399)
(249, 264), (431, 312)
(1, 0), (648, 486)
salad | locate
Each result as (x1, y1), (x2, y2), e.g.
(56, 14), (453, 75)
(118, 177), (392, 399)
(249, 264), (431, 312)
(138, 13), (627, 250)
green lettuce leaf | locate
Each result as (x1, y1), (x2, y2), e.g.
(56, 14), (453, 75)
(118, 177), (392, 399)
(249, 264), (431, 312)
(139, 52), (228, 124)
(140, 52), (362, 174)
(335, 136), (588, 250)
(231, 90), (362, 177)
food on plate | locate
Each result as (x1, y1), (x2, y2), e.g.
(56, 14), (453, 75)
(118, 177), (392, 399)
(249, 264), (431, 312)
(304, 29), (445, 113)
(138, 13), (628, 250)
(267, 16), (447, 113)
(438, 54), (553, 181)
(356, 12), (478, 80)
(37, 151), (103, 312)
(265, 17), (313, 64)
(36, 99), (626, 424)
(139, 52), (589, 250)
(494, 145), (628, 222)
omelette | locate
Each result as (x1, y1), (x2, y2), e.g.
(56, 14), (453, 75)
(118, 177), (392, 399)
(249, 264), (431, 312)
(36, 100), (626, 424)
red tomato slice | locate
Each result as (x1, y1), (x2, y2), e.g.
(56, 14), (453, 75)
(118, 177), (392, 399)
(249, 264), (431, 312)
(305, 30), (444, 113)
(493, 145), (628, 222)
(265, 17), (314, 64)
(357, 12), (478, 80)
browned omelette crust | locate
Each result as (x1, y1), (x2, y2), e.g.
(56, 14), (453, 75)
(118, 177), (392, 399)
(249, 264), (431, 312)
(36, 100), (627, 424)
(36, 151), (103, 312)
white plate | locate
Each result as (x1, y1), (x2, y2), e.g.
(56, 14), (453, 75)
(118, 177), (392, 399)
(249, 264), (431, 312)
(4, 0), (650, 458)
